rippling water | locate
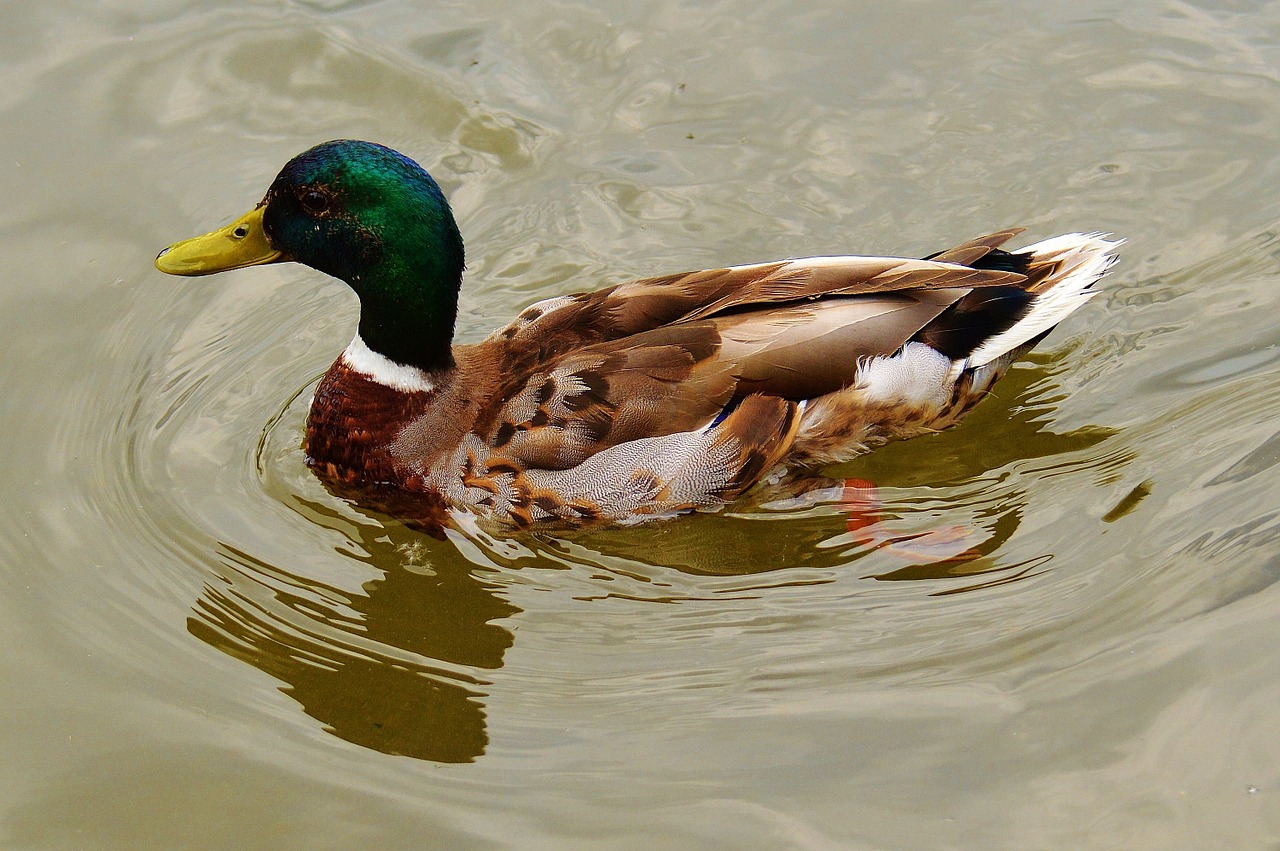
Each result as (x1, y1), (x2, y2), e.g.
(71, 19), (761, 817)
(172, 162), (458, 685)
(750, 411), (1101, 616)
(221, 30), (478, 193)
(4, 0), (1280, 846)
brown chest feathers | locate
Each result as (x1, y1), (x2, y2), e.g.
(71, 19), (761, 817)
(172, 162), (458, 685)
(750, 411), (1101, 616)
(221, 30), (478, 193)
(304, 360), (435, 486)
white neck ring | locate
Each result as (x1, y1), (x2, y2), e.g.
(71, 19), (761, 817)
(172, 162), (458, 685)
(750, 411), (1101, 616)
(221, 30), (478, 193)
(339, 334), (437, 393)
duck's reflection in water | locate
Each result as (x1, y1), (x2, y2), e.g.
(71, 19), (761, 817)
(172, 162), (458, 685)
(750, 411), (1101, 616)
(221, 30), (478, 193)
(189, 364), (1119, 761)
(189, 503), (519, 763)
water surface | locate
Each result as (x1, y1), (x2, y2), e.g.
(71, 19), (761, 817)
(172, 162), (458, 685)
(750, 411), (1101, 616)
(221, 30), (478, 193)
(3, 0), (1280, 847)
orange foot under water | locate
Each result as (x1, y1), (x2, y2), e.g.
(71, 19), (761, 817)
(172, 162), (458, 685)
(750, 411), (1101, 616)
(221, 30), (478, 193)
(838, 478), (983, 565)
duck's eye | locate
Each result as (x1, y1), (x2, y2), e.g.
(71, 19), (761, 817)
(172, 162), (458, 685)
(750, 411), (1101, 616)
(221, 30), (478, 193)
(301, 190), (331, 214)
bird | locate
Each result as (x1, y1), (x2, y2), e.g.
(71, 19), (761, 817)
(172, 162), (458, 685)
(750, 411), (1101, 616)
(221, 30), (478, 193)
(156, 139), (1119, 529)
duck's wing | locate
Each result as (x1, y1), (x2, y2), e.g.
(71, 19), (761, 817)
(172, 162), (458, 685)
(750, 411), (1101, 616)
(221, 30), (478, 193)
(486, 229), (1031, 361)
(471, 229), (1046, 471)
(473, 286), (973, 471)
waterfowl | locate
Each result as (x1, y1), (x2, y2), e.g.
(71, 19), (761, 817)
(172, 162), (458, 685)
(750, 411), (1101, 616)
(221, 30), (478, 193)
(156, 139), (1119, 528)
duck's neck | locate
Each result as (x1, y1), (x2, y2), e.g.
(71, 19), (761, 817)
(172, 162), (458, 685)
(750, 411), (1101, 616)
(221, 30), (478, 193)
(353, 252), (462, 373)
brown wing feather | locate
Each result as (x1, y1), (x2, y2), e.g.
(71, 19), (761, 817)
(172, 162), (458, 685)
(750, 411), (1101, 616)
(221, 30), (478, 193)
(925, 227), (1025, 266)
(713, 292), (964, 399)
(488, 234), (1030, 359)
(475, 322), (737, 470)
(709, 394), (803, 499)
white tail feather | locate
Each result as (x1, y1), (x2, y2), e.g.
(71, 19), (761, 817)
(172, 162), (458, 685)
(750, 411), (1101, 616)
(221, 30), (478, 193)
(966, 233), (1122, 368)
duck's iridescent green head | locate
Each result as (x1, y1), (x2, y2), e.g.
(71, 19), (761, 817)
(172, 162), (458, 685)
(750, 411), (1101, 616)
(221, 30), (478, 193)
(157, 140), (465, 371)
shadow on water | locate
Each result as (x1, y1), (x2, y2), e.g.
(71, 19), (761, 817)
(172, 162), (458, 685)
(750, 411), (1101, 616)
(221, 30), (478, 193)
(188, 503), (519, 763)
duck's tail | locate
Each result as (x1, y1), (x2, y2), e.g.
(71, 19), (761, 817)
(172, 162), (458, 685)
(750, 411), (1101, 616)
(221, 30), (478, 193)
(909, 231), (1122, 371)
(788, 231), (1121, 468)
(963, 232), (1122, 367)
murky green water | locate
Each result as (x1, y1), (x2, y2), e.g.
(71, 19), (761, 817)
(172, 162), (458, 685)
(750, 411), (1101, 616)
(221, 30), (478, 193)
(4, 0), (1280, 846)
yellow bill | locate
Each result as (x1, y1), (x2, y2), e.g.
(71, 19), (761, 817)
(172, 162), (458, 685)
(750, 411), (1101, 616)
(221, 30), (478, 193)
(155, 206), (286, 276)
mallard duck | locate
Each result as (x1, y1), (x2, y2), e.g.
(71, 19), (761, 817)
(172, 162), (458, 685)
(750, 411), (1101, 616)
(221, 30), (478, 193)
(156, 139), (1119, 528)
